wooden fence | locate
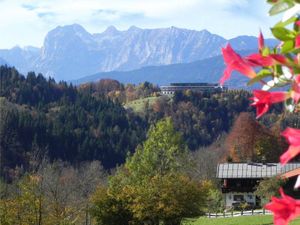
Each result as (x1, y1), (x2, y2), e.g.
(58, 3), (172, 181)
(207, 209), (272, 218)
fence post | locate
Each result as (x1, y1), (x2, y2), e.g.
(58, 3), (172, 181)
(241, 210), (243, 216)
(223, 211), (225, 218)
(252, 209), (254, 215)
(231, 211), (233, 217)
(263, 208), (265, 215)
(208, 212), (210, 218)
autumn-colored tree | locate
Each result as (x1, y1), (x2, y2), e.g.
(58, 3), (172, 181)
(120, 174), (207, 225)
(90, 185), (132, 225)
(152, 96), (169, 113)
(225, 112), (284, 162)
(225, 112), (264, 161)
(0, 160), (107, 225)
(96, 79), (123, 93)
(0, 175), (46, 225)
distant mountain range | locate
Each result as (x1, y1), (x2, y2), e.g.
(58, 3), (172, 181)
(73, 50), (255, 88)
(0, 46), (38, 71)
(0, 24), (278, 83)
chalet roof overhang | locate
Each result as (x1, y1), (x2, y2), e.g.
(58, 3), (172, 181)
(217, 163), (300, 179)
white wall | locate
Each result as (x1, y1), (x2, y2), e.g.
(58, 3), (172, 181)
(224, 192), (256, 208)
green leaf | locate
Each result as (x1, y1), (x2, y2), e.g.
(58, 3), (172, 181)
(271, 27), (295, 41)
(281, 40), (294, 53)
(275, 16), (297, 27)
(275, 65), (283, 75)
(269, 0), (294, 16)
(247, 70), (272, 86)
(262, 47), (270, 56)
(291, 48), (300, 54)
(293, 67), (300, 74)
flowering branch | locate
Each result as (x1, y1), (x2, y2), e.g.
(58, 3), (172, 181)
(220, 1), (300, 224)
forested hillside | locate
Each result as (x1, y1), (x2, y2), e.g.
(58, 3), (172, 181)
(2, 66), (297, 179)
(0, 66), (147, 176)
(78, 80), (256, 149)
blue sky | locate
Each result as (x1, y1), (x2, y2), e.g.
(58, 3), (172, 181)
(0, 0), (279, 49)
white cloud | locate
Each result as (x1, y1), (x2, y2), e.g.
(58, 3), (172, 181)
(0, 0), (278, 48)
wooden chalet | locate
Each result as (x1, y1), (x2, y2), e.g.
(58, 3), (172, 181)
(216, 163), (300, 208)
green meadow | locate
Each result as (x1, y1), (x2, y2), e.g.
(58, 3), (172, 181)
(184, 215), (300, 225)
(124, 96), (162, 112)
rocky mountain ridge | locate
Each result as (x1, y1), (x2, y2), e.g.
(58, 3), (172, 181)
(0, 24), (277, 81)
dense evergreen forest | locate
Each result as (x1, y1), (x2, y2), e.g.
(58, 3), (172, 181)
(0, 66), (147, 176)
(2, 65), (299, 179)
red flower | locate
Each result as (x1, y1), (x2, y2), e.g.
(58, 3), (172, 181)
(258, 31), (264, 51)
(246, 53), (289, 67)
(291, 76), (300, 103)
(269, 54), (288, 65)
(281, 145), (300, 165)
(246, 54), (276, 67)
(251, 90), (287, 118)
(282, 127), (300, 145)
(220, 44), (256, 85)
(265, 188), (300, 225)
(280, 127), (300, 165)
(296, 35), (300, 49)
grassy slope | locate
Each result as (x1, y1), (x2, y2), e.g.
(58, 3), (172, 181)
(183, 215), (300, 225)
(124, 96), (162, 112)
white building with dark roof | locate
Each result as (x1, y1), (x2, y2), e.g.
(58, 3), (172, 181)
(217, 163), (300, 208)
(160, 83), (227, 95)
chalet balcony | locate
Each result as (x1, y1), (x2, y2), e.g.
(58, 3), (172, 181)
(221, 186), (256, 193)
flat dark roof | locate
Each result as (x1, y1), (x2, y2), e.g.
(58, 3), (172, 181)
(169, 83), (219, 86)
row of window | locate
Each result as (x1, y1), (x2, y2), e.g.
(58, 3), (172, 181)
(228, 194), (253, 201)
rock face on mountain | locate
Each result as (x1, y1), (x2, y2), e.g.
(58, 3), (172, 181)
(90, 26), (226, 70)
(0, 24), (277, 81)
(35, 24), (100, 79)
